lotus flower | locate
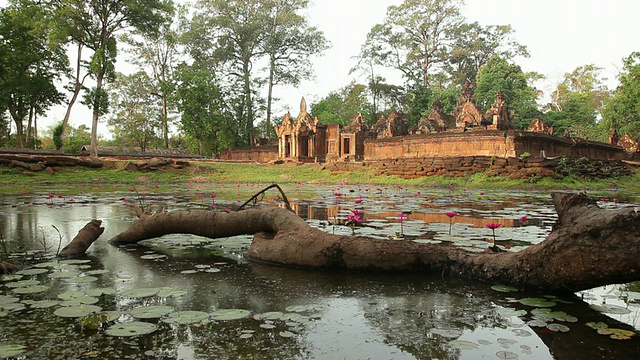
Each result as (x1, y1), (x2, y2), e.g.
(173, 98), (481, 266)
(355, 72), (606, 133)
(444, 211), (458, 235)
(351, 209), (364, 216)
(485, 223), (502, 245)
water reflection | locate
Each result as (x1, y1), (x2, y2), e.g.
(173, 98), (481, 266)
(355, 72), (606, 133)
(1, 188), (639, 359)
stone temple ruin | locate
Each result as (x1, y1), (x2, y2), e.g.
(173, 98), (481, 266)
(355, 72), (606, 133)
(270, 83), (627, 163)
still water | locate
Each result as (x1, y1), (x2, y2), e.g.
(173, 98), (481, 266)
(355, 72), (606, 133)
(1, 184), (639, 359)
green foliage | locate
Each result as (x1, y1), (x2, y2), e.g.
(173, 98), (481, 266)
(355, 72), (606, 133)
(310, 82), (372, 126)
(63, 125), (91, 154)
(52, 123), (65, 150)
(475, 56), (541, 129)
(174, 66), (235, 156)
(0, 1), (67, 148)
(602, 52), (640, 140)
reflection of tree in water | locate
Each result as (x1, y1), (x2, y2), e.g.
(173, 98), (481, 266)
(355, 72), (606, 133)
(360, 287), (510, 359)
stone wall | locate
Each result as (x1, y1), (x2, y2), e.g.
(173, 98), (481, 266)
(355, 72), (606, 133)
(321, 155), (633, 180)
(216, 146), (279, 162)
(364, 131), (627, 161)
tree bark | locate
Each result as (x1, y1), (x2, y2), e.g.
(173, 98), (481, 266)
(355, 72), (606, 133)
(58, 219), (104, 257)
(109, 193), (640, 293)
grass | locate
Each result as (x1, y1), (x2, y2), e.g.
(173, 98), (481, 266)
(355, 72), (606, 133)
(0, 160), (638, 198)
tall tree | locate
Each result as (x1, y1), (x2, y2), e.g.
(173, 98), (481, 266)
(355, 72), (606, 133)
(51, 0), (173, 157)
(0, 1), (66, 148)
(262, 0), (328, 139)
(107, 72), (162, 152)
(545, 65), (610, 138)
(447, 22), (529, 86)
(311, 82), (371, 126)
(121, 6), (185, 148)
(188, 0), (270, 146)
(602, 52), (640, 140)
(361, 0), (464, 87)
(475, 56), (542, 129)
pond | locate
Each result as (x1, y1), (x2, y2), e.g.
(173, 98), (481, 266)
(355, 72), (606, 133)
(1, 183), (640, 359)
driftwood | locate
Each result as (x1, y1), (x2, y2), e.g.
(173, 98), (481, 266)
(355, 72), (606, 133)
(58, 219), (104, 257)
(109, 192), (640, 293)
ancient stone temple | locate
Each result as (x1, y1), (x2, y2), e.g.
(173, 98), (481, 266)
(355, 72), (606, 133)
(338, 113), (372, 161)
(485, 90), (514, 130)
(454, 80), (486, 129)
(374, 110), (409, 139)
(527, 118), (553, 135)
(413, 98), (456, 134)
(274, 98), (328, 162)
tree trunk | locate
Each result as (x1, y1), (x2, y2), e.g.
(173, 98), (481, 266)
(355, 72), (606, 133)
(58, 219), (104, 257)
(62, 43), (87, 139)
(109, 193), (640, 293)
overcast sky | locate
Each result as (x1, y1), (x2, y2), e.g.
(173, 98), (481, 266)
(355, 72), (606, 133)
(36, 0), (640, 135)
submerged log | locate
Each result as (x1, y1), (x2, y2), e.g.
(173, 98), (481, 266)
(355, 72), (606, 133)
(58, 219), (104, 257)
(110, 193), (640, 293)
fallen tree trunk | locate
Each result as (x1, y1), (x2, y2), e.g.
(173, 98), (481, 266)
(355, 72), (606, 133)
(110, 192), (640, 293)
(58, 219), (104, 257)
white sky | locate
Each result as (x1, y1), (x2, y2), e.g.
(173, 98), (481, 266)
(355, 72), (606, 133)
(34, 0), (640, 136)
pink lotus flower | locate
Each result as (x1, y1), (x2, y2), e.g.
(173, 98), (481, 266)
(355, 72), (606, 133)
(211, 204), (217, 209)
(444, 211), (458, 235)
(485, 223), (502, 245)
(520, 215), (528, 224)
(346, 214), (363, 224)
(224, 207), (230, 213)
(351, 209), (365, 216)
(354, 199), (363, 204)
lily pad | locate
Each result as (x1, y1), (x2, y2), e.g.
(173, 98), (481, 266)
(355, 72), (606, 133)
(210, 309), (251, 321)
(518, 297), (556, 308)
(491, 285), (519, 293)
(0, 295), (20, 304)
(47, 271), (81, 279)
(80, 311), (121, 330)
(58, 291), (86, 300)
(106, 322), (158, 337)
(65, 276), (99, 284)
(590, 304), (632, 315)
(12, 285), (48, 294)
(58, 259), (91, 265)
(239, 333), (253, 339)
(279, 330), (295, 338)
(496, 350), (518, 360)
(0, 344), (26, 358)
(156, 287), (188, 298)
(449, 340), (479, 350)
(85, 288), (117, 297)
(161, 311), (210, 325)
(15, 268), (49, 276)
(260, 323), (276, 330)
(5, 279), (40, 288)
(54, 304), (102, 318)
(140, 254), (167, 260)
(0, 275), (22, 282)
(130, 305), (175, 319)
(430, 328), (462, 338)
(547, 323), (570, 332)
(122, 288), (160, 299)
(597, 327), (637, 340)
(30, 300), (60, 309)
(497, 308), (527, 317)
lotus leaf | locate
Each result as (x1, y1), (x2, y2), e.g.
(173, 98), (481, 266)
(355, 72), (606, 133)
(430, 328), (462, 338)
(54, 304), (102, 318)
(547, 323), (570, 332)
(0, 275), (22, 282)
(527, 319), (547, 327)
(47, 271), (81, 279)
(58, 259), (91, 265)
(597, 328), (636, 340)
(85, 288), (117, 297)
(65, 276), (99, 284)
(491, 285), (519, 293)
(122, 288), (160, 299)
(518, 297), (556, 308)
(496, 350), (518, 360)
(161, 311), (209, 325)
(30, 300), (60, 309)
(279, 331), (295, 338)
(105, 322), (158, 337)
(590, 304), (632, 315)
(130, 306), (175, 319)
(586, 322), (609, 330)
(5, 279), (40, 288)
(156, 287), (188, 298)
(260, 324), (276, 330)
(0, 295), (19, 304)
(15, 268), (49, 276)
(0, 344), (26, 358)
(12, 285), (48, 294)
(449, 340), (479, 350)
(239, 333), (253, 339)
(210, 309), (251, 321)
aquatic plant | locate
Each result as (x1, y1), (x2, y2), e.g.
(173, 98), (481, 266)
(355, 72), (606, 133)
(485, 223), (502, 245)
(444, 211), (458, 235)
